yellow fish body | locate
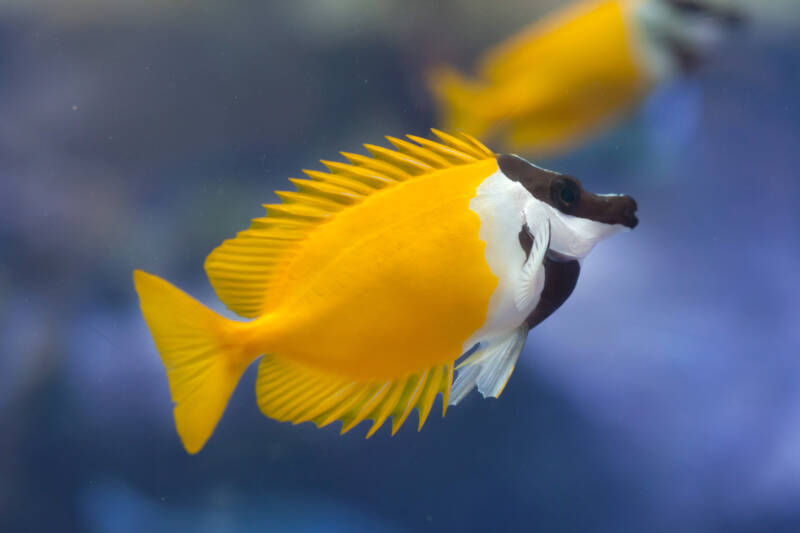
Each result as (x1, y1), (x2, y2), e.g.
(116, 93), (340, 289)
(429, 0), (740, 155)
(134, 130), (638, 453)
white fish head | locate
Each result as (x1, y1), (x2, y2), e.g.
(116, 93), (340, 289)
(498, 154), (638, 261)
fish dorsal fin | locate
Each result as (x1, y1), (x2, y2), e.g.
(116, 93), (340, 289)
(204, 130), (494, 318)
(256, 355), (455, 437)
(449, 326), (528, 405)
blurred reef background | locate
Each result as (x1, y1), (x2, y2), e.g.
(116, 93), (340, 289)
(1, 1), (799, 532)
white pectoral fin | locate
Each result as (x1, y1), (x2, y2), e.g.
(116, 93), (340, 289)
(514, 218), (550, 311)
(450, 326), (528, 405)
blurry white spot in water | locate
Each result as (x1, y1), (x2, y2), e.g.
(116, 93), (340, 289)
(80, 479), (405, 533)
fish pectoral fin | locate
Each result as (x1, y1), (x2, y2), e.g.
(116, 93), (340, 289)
(450, 326), (528, 405)
(515, 218), (550, 311)
(255, 356), (455, 438)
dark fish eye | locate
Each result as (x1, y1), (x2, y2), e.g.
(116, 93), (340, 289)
(666, 0), (744, 26)
(667, 0), (707, 14)
(560, 186), (576, 204)
(551, 178), (580, 213)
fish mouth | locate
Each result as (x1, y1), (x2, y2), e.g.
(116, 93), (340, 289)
(580, 193), (638, 229)
(621, 196), (638, 229)
(624, 210), (639, 230)
(666, 0), (745, 28)
(606, 193), (638, 229)
(606, 194), (639, 229)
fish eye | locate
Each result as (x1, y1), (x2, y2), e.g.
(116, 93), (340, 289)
(551, 178), (580, 213)
(667, 0), (710, 15)
(667, 0), (701, 13)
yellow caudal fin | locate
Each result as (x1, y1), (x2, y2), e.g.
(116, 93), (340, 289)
(133, 270), (255, 454)
(427, 66), (494, 141)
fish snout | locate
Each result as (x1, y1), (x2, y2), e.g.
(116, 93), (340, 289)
(666, 0), (746, 28)
(571, 191), (638, 229)
(616, 195), (638, 229)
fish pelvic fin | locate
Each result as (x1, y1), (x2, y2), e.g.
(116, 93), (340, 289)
(255, 355), (455, 438)
(427, 65), (495, 142)
(133, 270), (257, 454)
(450, 326), (528, 405)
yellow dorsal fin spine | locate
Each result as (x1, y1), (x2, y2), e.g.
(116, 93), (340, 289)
(431, 128), (491, 159)
(205, 130), (495, 319)
(301, 169), (375, 195)
(459, 131), (495, 157)
(274, 191), (347, 212)
(288, 178), (362, 205)
(321, 160), (396, 189)
(228, 232), (293, 247)
(407, 134), (476, 164)
(363, 144), (433, 175)
(245, 228), (309, 241)
(262, 203), (332, 223)
(208, 262), (277, 275)
(256, 356), (455, 437)
(340, 151), (412, 181)
(385, 136), (450, 168)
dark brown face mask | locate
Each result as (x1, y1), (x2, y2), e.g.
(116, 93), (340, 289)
(656, 0), (745, 72)
(666, 0), (744, 28)
(497, 154), (639, 229)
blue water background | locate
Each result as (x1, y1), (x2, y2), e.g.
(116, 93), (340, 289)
(1, 2), (799, 532)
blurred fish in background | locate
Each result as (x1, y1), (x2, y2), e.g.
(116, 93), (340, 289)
(428, 0), (743, 156)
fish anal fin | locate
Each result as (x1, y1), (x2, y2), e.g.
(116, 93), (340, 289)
(390, 371), (428, 435)
(416, 364), (444, 431)
(255, 356), (456, 438)
(365, 378), (407, 438)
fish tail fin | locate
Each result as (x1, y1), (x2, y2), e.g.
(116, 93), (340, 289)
(427, 65), (494, 140)
(133, 269), (256, 454)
